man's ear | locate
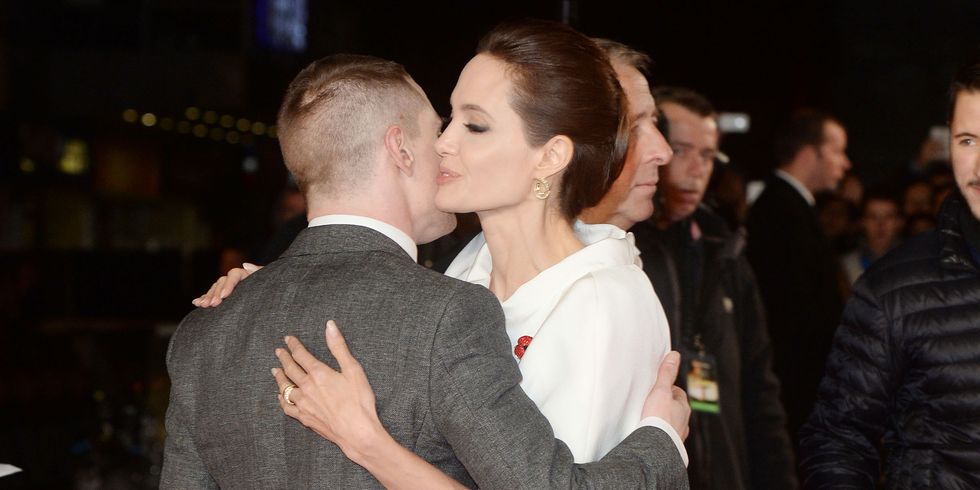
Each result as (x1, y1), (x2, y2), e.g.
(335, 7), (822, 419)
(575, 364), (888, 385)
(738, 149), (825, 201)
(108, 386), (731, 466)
(798, 145), (818, 166)
(534, 134), (573, 179)
(384, 125), (415, 176)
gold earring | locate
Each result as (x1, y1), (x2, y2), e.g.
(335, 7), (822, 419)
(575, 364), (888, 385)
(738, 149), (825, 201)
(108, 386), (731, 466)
(533, 178), (551, 200)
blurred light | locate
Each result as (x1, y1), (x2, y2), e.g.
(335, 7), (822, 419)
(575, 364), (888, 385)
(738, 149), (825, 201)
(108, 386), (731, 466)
(185, 107), (201, 121)
(59, 139), (90, 175)
(203, 111), (218, 125)
(261, 0), (308, 52)
(242, 155), (259, 174)
(93, 390), (106, 402)
(251, 121), (266, 135)
(122, 109), (138, 123)
(177, 121), (192, 134)
(193, 124), (208, 138)
(236, 118), (251, 132)
(160, 117), (175, 131)
(226, 131), (240, 144)
(718, 112), (750, 134)
(19, 157), (36, 173)
(209, 128), (225, 141)
(268, 125), (277, 138)
(141, 113), (157, 127)
(220, 114), (234, 128)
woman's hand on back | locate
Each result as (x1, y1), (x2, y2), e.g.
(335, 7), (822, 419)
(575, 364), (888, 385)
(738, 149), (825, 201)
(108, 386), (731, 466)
(192, 262), (262, 307)
(271, 320), (388, 464)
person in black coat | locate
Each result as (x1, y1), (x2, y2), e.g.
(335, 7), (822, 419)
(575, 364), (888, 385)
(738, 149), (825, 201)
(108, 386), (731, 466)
(745, 110), (850, 447)
(632, 87), (796, 489)
(799, 59), (980, 490)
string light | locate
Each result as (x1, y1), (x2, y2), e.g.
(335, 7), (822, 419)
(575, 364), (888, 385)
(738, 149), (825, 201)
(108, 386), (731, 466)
(123, 106), (278, 142)
(19, 158), (36, 173)
(141, 113), (157, 127)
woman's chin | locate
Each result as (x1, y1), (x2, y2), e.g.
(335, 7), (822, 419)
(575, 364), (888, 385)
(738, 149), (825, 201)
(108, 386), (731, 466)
(434, 194), (470, 214)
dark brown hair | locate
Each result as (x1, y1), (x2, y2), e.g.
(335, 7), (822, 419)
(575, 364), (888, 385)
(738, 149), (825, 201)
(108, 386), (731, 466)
(773, 109), (843, 166)
(652, 86), (716, 118)
(477, 21), (629, 219)
(277, 54), (426, 196)
(949, 55), (980, 120)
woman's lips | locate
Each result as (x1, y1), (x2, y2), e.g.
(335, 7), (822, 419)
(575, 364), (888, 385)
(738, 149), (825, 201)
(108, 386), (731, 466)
(437, 167), (460, 185)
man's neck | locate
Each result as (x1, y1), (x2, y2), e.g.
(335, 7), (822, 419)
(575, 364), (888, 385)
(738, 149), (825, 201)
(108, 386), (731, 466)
(307, 194), (415, 243)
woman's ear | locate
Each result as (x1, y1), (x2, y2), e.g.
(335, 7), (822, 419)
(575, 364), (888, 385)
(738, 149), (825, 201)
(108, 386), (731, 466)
(384, 125), (415, 176)
(534, 134), (573, 179)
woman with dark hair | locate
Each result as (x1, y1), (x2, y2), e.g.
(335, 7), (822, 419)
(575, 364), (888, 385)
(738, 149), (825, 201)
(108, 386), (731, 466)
(200, 20), (678, 483)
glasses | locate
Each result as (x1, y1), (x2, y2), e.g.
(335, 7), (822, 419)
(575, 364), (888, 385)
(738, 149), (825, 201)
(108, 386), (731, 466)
(670, 143), (730, 164)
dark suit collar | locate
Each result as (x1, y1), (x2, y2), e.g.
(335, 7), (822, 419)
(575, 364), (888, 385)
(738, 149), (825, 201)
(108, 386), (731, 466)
(766, 173), (811, 205)
(279, 224), (414, 262)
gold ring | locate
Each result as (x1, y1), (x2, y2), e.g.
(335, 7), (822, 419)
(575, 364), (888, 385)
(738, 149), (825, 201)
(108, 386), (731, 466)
(282, 384), (297, 406)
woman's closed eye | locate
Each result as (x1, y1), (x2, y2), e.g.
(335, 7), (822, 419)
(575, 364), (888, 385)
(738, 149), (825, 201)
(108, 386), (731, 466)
(464, 123), (489, 134)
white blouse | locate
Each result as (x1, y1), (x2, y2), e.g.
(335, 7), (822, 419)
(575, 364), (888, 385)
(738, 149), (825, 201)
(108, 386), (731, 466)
(444, 222), (672, 463)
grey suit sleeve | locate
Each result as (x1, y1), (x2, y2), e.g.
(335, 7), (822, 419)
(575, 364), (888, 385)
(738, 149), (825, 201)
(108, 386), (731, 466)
(160, 326), (219, 490)
(429, 284), (689, 490)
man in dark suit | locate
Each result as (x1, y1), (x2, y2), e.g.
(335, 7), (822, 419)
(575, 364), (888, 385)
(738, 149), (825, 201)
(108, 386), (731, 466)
(745, 110), (850, 447)
(162, 54), (689, 489)
(630, 86), (796, 490)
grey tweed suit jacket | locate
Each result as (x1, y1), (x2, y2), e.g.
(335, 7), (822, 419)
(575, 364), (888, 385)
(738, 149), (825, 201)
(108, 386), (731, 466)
(161, 224), (688, 489)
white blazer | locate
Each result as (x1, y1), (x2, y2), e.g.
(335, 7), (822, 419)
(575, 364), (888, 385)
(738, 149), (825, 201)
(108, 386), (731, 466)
(445, 222), (672, 462)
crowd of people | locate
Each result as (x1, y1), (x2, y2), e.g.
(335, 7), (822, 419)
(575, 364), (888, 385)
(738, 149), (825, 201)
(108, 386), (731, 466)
(164, 19), (980, 490)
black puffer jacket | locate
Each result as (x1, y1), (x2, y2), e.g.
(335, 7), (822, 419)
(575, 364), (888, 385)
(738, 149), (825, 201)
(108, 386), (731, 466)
(799, 193), (980, 489)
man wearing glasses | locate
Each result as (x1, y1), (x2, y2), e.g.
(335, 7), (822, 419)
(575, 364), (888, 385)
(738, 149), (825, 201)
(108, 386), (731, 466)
(631, 87), (797, 490)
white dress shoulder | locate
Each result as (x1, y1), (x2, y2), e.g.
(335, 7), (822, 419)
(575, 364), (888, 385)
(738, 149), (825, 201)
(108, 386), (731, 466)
(444, 221), (671, 462)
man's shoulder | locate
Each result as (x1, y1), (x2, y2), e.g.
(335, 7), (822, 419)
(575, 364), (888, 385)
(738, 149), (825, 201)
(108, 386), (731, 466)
(859, 230), (943, 295)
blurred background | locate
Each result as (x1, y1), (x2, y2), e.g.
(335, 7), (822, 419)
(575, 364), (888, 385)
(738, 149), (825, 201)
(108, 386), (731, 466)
(1, 0), (979, 487)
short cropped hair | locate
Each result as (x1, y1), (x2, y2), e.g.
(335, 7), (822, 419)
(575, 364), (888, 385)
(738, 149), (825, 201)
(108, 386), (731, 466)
(592, 38), (652, 76)
(478, 21), (629, 219)
(651, 86), (716, 118)
(276, 54), (427, 197)
(773, 109), (842, 166)
(949, 55), (980, 120)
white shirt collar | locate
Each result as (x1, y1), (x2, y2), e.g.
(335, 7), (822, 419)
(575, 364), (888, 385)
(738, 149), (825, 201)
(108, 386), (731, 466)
(775, 169), (816, 207)
(307, 214), (418, 262)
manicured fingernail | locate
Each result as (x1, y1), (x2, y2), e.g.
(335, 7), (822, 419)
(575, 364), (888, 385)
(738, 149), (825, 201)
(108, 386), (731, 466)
(275, 348), (282, 356)
(270, 368), (277, 375)
(243, 262), (258, 272)
(326, 320), (338, 338)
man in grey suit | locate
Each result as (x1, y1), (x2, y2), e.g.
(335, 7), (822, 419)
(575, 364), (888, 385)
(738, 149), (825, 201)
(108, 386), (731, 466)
(162, 54), (689, 489)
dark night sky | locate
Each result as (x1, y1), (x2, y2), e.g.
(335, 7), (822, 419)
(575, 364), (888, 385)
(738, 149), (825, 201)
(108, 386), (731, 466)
(4, 0), (980, 191)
